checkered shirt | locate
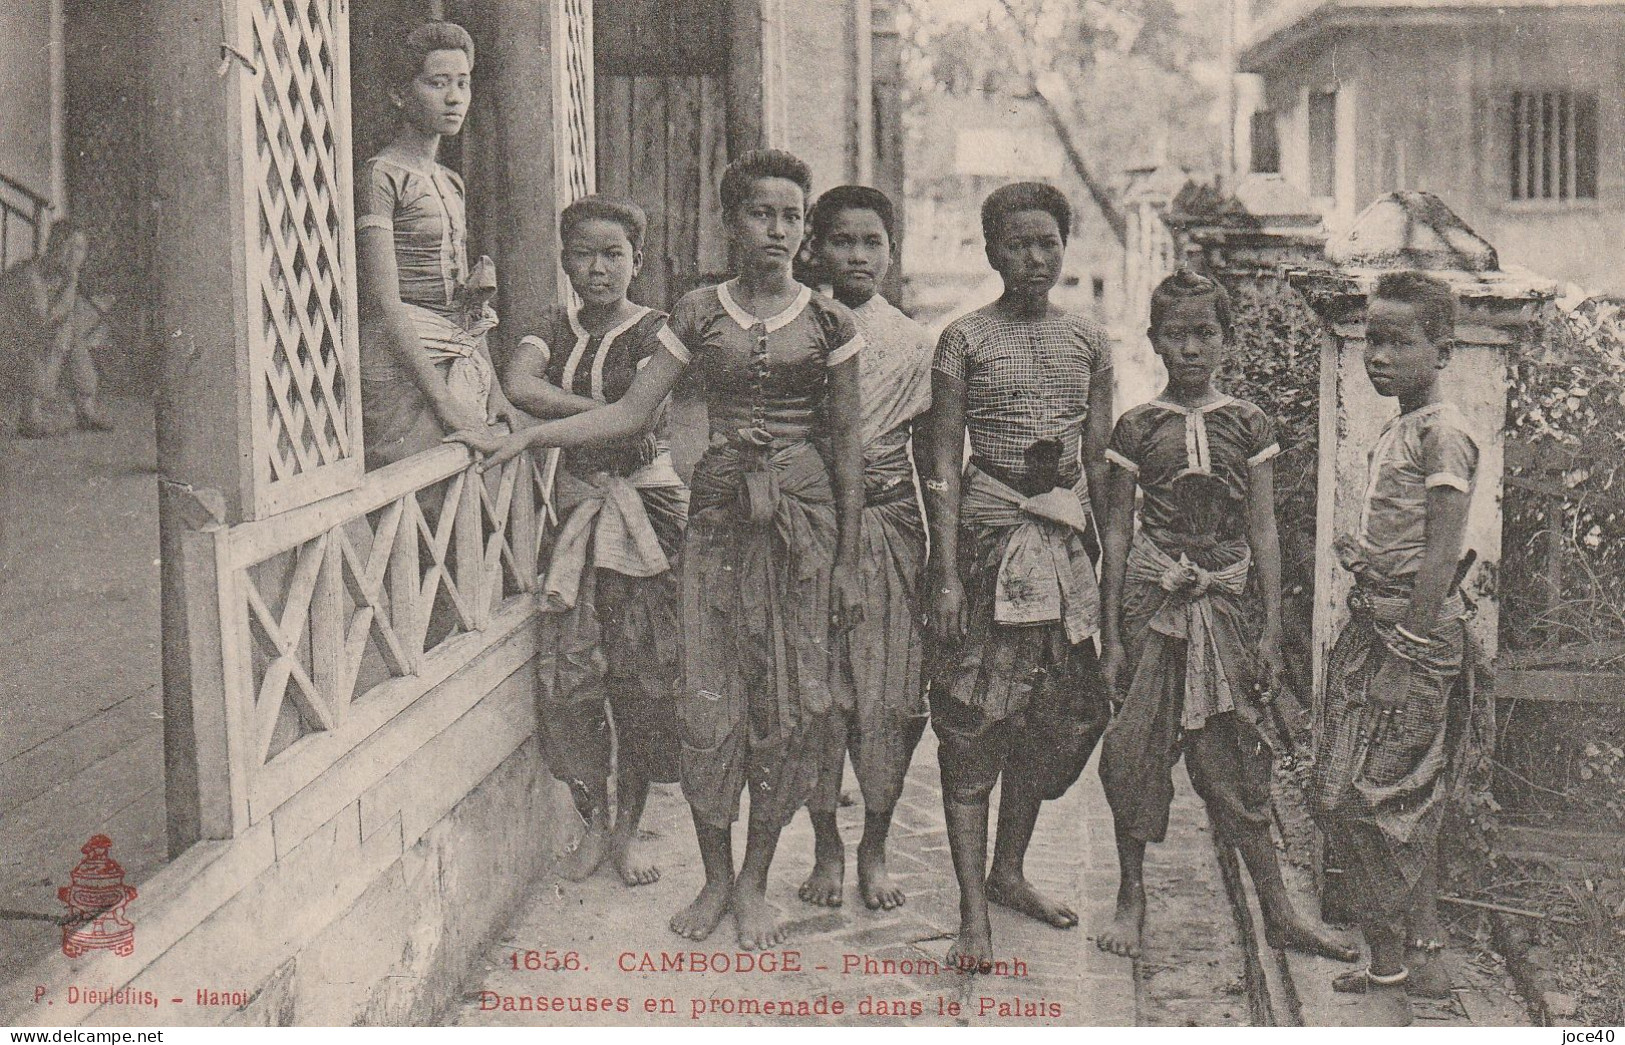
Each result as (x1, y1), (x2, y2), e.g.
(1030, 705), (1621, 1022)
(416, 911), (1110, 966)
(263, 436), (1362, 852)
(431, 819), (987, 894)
(933, 306), (1113, 512)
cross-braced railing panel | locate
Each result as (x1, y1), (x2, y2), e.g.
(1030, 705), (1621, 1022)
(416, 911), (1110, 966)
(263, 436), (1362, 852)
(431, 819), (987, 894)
(194, 447), (547, 821)
(236, 0), (362, 518)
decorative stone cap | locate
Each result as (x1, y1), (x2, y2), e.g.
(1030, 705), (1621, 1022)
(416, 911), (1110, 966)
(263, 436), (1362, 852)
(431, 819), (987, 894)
(1327, 191), (1498, 272)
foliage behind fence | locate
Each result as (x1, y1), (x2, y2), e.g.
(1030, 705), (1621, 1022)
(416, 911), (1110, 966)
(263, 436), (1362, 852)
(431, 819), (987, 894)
(1213, 272), (1324, 700)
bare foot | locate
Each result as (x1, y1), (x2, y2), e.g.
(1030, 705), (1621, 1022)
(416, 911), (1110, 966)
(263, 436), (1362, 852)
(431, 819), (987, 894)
(1404, 949), (1453, 999)
(733, 887), (786, 951)
(1374, 984), (1414, 1027)
(857, 844), (905, 910)
(669, 880), (732, 941)
(986, 871), (1078, 928)
(559, 823), (608, 882)
(609, 829), (660, 887)
(1265, 914), (1360, 962)
(1097, 881), (1146, 958)
(946, 913), (994, 974)
(798, 838), (845, 907)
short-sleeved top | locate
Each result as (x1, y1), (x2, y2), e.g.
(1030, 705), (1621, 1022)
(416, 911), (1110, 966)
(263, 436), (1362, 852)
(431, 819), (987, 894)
(847, 293), (933, 452)
(1106, 395), (1279, 547)
(526, 303), (685, 476)
(1357, 401), (1479, 578)
(355, 154), (469, 315)
(933, 306), (1113, 507)
(664, 282), (863, 442)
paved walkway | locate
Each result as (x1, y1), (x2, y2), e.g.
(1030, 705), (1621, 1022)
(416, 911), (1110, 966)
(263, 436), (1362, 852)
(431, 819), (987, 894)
(455, 730), (1138, 1027)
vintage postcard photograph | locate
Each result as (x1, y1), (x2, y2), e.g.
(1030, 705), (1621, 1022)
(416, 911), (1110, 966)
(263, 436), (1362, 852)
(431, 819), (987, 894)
(2, 0), (1622, 1033)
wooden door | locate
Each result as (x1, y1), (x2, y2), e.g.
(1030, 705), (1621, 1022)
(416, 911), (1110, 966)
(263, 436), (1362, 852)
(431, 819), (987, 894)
(595, 74), (728, 312)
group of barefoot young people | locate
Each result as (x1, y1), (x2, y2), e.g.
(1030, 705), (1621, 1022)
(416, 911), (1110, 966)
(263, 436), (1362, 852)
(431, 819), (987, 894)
(363, 22), (1483, 1016)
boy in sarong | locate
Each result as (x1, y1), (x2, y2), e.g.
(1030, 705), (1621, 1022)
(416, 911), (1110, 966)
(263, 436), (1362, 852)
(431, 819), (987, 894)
(1310, 271), (1480, 1019)
(925, 182), (1113, 972)
(798, 186), (931, 911)
(1094, 271), (1356, 965)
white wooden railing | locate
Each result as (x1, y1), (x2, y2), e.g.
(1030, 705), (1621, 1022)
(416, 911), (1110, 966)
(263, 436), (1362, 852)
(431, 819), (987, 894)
(182, 446), (556, 836)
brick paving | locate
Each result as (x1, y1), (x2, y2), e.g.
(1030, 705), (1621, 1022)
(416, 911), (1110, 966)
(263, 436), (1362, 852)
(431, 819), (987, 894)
(454, 729), (1138, 1027)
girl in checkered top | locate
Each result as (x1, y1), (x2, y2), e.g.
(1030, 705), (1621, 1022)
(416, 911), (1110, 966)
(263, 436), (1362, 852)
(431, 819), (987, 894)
(924, 182), (1114, 973)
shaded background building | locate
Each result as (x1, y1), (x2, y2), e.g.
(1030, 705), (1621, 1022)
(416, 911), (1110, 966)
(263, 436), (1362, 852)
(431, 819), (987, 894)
(1233, 0), (1625, 294)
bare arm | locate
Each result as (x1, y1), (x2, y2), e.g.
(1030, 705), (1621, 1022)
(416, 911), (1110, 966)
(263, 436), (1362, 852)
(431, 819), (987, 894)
(46, 267), (80, 327)
(356, 225), (482, 432)
(926, 371), (966, 577)
(1246, 458), (1284, 633)
(1405, 486), (1472, 636)
(1246, 458), (1287, 682)
(451, 345), (686, 468)
(25, 269), (52, 326)
(827, 355), (865, 571)
(925, 370), (968, 641)
(502, 338), (603, 419)
(1097, 462), (1137, 653)
(1083, 354), (1114, 513)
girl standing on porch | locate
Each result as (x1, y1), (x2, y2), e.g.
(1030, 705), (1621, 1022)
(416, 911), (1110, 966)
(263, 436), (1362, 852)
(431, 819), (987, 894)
(450, 150), (866, 952)
(355, 20), (517, 472)
(497, 195), (690, 888)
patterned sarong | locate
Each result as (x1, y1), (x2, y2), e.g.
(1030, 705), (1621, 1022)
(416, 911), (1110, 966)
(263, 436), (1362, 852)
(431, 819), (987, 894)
(812, 440), (928, 813)
(535, 453), (688, 791)
(676, 436), (839, 828)
(1311, 579), (1478, 923)
(361, 302), (496, 469)
(1100, 533), (1270, 843)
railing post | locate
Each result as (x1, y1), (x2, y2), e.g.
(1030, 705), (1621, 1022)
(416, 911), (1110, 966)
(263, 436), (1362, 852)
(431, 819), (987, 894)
(311, 530), (345, 705)
(511, 451), (539, 593)
(178, 523), (252, 839)
(145, 0), (257, 855)
(457, 464), (488, 631)
(392, 496), (425, 671)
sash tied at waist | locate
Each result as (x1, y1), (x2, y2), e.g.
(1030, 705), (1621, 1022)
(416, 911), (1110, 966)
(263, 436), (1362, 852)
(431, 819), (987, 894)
(691, 438), (835, 618)
(543, 450), (687, 611)
(1345, 576), (1468, 676)
(1125, 534), (1251, 730)
(863, 440), (918, 509)
(960, 464), (1100, 644)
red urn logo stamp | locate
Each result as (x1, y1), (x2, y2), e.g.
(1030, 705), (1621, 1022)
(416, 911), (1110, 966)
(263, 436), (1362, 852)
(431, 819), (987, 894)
(58, 835), (137, 958)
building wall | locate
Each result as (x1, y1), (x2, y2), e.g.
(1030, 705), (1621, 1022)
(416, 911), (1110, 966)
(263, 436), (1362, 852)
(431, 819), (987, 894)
(1253, 18), (1625, 293)
(0, 0), (57, 202)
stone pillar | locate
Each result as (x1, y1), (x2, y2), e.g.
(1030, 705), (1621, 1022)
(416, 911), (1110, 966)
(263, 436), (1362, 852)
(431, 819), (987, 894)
(1291, 192), (1555, 701)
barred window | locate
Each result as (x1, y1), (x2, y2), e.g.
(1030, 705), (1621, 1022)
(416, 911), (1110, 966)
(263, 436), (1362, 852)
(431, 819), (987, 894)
(1509, 90), (1598, 202)
(1250, 109), (1280, 174)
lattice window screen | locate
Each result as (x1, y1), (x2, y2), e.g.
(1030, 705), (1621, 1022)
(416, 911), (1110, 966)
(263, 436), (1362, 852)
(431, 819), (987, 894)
(556, 0), (596, 206)
(237, 0), (362, 518)
(555, 0), (597, 296)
